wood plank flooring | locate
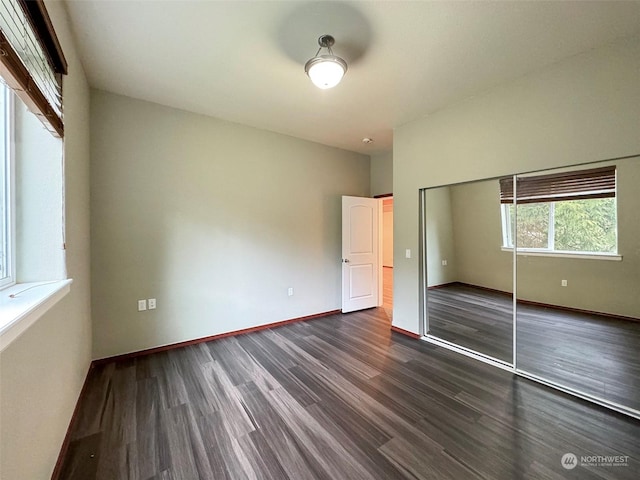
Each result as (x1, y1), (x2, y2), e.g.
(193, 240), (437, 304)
(427, 284), (514, 362)
(428, 283), (640, 412)
(58, 308), (640, 479)
(383, 266), (393, 310)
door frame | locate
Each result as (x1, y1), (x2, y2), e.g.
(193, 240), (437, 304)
(341, 193), (393, 313)
(374, 193), (393, 311)
(342, 196), (381, 313)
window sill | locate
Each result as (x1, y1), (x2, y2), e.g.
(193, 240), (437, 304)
(500, 247), (622, 261)
(0, 279), (73, 352)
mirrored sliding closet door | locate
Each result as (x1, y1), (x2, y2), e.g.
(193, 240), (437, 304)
(514, 158), (640, 414)
(423, 179), (514, 365)
(422, 156), (640, 418)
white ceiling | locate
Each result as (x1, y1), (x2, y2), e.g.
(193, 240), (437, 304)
(63, 1), (640, 155)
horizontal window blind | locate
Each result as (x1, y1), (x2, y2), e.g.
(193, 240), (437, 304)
(500, 166), (616, 204)
(0, 0), (66, 137)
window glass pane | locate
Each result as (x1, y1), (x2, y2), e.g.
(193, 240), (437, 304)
(0, 185), (5, 281)
(515, 203), (550, 249)
(554, 198), (617, 253)
(0, 158), (5, 280)
(509, 204), (516, 246)
(0, 84), (6, 282)
(501, 204), (515, 247)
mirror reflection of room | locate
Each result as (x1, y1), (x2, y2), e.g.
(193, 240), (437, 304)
(425, 180), (513, 363)
(514, 159), (640, 412)
(424, 156), (640, 415)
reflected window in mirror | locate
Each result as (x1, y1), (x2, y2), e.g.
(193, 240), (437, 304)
(499, 166), (617, 256)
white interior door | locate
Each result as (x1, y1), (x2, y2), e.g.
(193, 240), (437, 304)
(342, 196), (380, 313)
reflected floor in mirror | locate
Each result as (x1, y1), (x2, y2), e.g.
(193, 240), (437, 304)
(428, 283), (640, 412)
(58, 308), (640, 479)
(428, 284), (514, 362)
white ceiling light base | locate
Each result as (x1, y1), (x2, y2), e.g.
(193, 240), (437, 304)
(305, 35), (347, 89)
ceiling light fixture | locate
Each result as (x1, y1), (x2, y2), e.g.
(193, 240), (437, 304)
(304, 34), (347, 89)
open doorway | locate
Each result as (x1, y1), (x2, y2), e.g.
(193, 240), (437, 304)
(342, 196), (381, 313)
(381, 197), (393, 314)
(340, 195), (392, 315)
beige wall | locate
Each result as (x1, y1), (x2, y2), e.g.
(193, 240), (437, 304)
(15, 102), (65, 282)
(393, 36), (640, 333)
(90, 91), (370, 358)
(449, 179), (512, 292)
(424, 187), (457, 286)
(370, 151), (393, 196)
(0, 2), (92, 479)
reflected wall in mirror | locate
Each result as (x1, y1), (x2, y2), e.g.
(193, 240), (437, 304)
(515, 158), (640, 412)
(424, 179), (513, 363)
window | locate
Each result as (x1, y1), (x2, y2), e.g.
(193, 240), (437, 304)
(0, 83), (13, 288)
(0, 0), (70, 352)
(500, 166), (618, 255)
(0, 0), (66, 289)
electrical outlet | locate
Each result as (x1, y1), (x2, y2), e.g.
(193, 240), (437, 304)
(561, 279), (568, 287)
(288, 287), (294, 296)
(442, 260), (448, 266)
(405, 249), (411, 259)
(137, 299), (147, 311)
(148, 298), (156, 309)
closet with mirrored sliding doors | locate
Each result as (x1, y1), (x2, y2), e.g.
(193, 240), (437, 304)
(420, 156), (640, 418)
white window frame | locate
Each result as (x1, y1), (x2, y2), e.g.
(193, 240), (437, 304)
(500, 199), (620, 259)
(500, 203), (514, 249)
(0, 84), (15, 289)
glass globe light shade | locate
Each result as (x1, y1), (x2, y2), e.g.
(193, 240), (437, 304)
(305, 55), (347, 89)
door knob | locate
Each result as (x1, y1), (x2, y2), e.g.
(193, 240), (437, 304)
(343, 259), (350, 263)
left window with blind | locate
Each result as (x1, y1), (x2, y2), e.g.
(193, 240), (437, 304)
(0, 83), (13, 288)
(0, 0), (67, 288)
(0, 0), (69, 351)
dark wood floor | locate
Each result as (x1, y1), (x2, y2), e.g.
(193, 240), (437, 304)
(58, 308), (640, 479)
(428, 283), (640, 412)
